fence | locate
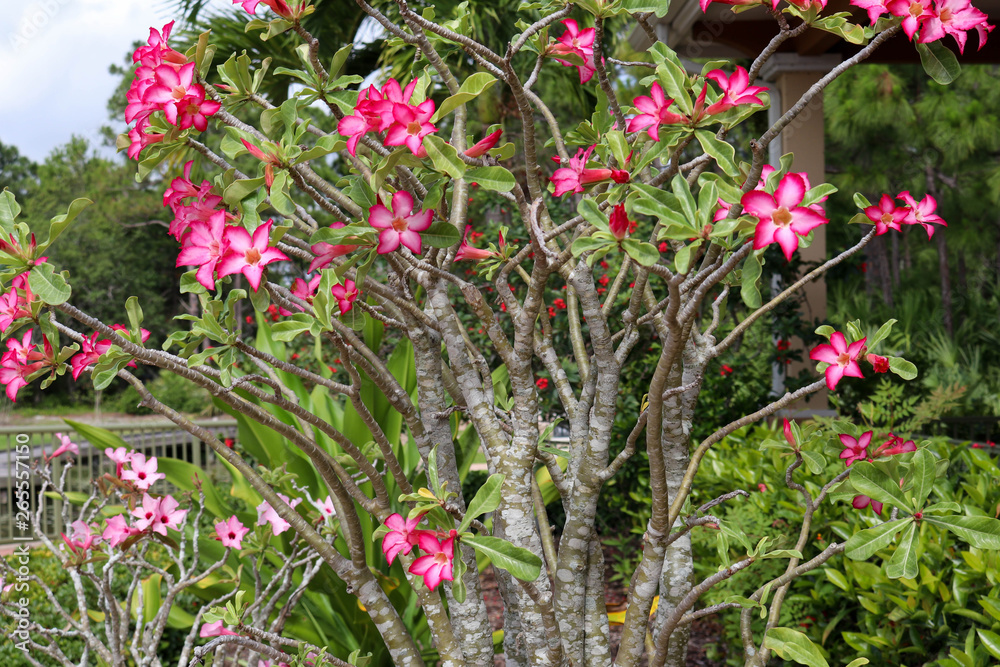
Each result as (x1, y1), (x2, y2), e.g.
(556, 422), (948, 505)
(0, 419), (238, 543)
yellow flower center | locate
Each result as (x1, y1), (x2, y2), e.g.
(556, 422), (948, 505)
(773, 206), (793, 228)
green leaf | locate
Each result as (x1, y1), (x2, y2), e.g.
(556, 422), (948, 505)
(853, 193), (872, 209)
(28, 262), (72, 305)
(762, 627), (830, 667)
(44, 198), (92, 248)
(606, 130), (630, 167)
(156, 457), (232, 518)
(268, 170), (296, 216)
(695, 131), (739, 178)
(674, 240), (701, 274)
(422, 221), (461, 249)
(801, 450), (826, 475)
(867, 318), (897, 350)
(621, 238), (660, 267)
(977, 630), (1000, 660)
(465, 535), (542, 581)
(925, 515), (1000, 550)
(224, 177), (266, 208)
(845, 518), (910, 561)
(0, 189), (22, 231)
(846, 660), (870, 667)
(620, 0), (671, 16)
(741, 251), (763, 309)
(465, 166), (515, 192)
(459, 473), (505, 532)
(887, 356), (917, 380)
(649, 43), (692, 115)
(850, 461), (913, 512)
(577, 198), (609, 230)
(909, 448), (935, 509)
(271, 316), (314, 342)
(885, 521), (918, 579)
(915, 41), (961, 85)
(423, 136), (466, 179)
(125, 296), (144, 335)
(433, 73), (498, 121)
(450, 552), (467, 603)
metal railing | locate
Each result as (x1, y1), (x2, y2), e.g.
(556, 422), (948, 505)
(0, 419), (237, 543)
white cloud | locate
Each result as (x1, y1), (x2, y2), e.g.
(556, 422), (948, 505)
(0, 0), (168, 162)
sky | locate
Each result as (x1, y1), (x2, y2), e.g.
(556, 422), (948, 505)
(0, 0), (171, 164)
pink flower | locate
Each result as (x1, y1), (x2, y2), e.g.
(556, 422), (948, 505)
(0, 290), (30, 333)
(291, 275), (322, 304)
(48, 433), (79, 460)
(309, 222), (361, 272)
(215, 516), (250, 549)
(465, 129), (503, 157)
(0, 329), (42, 402)
(627, 83), (685, 142)
(131, 494), (162, 532)
(408, 532), (455, 590)
(70, 331), (113, 381)
(455, 225), (498, 261)
(177, 210), (230, 291)
(150, 495), (187, 535)
(381, 513), (422, 565)
(852, 494), (883, 515)
(122, 453), (166, 490)
(550, 20), (597, 84)
(163, 161), (212, 209)
(127, 126), (166, 161)
(809, 331), (866, 391)
(864, 194), (909, 236)
(217, 220), (290, 291)
(62, 521), (99, 556)
(851, 0), (892, 24)
(875, 433), (917, 457)
(918, 0), (993, 52)
(897, 191), (947, 238)
(384, 100), (439, 155)
(608, 203), (635, 241)
(330, 279), (360, 315)
(783, 418), (796, 447)
(368, 191), (434, 255)
(232, 0), (293, 18)
(313, 496), (336, 518)
(102, 515), (137, 548)
(742, 173), (829, 261)
(867, 353), (890, 373)
(105, 447), (130, 477)
(551, 145), (616, 197)
(704, 67), (767, 115)
(256, 493), (302, 536)
(200, 621), (240, 638)
(839, 431), (872, 467)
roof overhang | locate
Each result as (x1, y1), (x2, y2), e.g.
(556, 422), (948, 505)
(630, 0), (1000, 65)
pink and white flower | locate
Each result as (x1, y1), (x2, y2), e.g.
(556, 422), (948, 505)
(330, 279), (360, 315)
(368, 191), (434, 255)
(863, 194), (909, 236)
(408, 532), (456, 590)
(627, 83), (685, 142)
(704, 67), (767, 116)
(809, 331), (866, 391)
(122, 453), (166, 490)
(381, 513), (422, 565)
(215, 516), (250, 549)
(216, 220), (290, 291)
(256, 493), (302, 536)
(742, 173), (829, 261)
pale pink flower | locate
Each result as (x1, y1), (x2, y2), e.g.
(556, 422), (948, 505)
(256, 493), (302, 536)
(215, 516), (250, 549)
(123, 453), (166, 490)
(233, 0), (293, 17)
(106, 447), (130, 477)
(313, 496), (336, 518)
(48, 433), (79, 460)
(151, 495), (188, 535)
(131, 494), (163, 532)
(200, 621), (240, 638)
(0, 290), (30, 333)
(102, 515), (137, 548)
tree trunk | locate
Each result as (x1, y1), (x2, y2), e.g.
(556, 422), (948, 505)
(937, 229), (953, 336)
(890, 232), (900, 288)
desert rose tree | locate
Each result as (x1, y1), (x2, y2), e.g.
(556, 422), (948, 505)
(1, 0), (998, 665)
